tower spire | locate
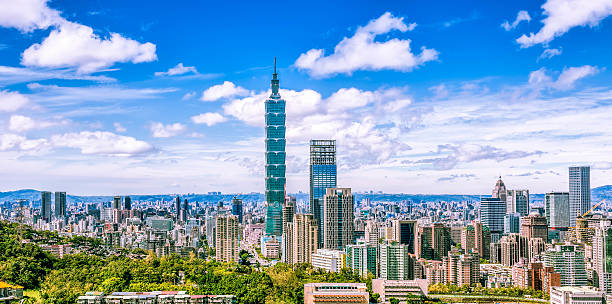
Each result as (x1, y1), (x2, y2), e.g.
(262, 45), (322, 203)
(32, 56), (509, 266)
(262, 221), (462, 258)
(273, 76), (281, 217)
(271, 57), (280, 95)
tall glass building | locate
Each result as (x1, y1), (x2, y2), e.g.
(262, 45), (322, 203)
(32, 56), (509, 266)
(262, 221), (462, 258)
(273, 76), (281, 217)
(569, 166), (591, 227)
(265, 59), (286, 236)
(310, 139), (337, 247)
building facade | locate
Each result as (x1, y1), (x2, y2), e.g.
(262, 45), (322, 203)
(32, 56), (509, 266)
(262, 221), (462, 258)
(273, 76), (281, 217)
(569, 166), (591, 227)
(507, 189), (529, 216)
(309, 139), (337, 248)
(54, 191), (66, 219)
(283, 213), (318, 265)
(323, 188), (355, 250)
(215, 214), (239, 263)
(546, 192), (570, 229)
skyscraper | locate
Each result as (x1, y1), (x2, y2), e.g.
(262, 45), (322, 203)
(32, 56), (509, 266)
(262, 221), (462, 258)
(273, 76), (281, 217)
(569, 166), (591, 227)
(283, 195), (296, 229)
(504, 213), (521, 234)
(182, 199), (189, 222)
(124, 196), (132, 210)
(310, 139), (337, 248)
(112, 196), (121, 209)
(379, 243), (415, 280)
(521, 213), (549, 243)
(546, 192), (570, 229)
(265, 59), (286, 236)
(507, 189), (529, 216)
(323, 188), (354, 250)
(175, 196), (181, 222)
(492, 176), (507, 201)
(392, 220), (417, 254)
(480, 197), (506, 242)
(54, 191), (66, 219)
(41, 191), (51, 221)
(231, 197), (243, 224)
(593, 221), (612, 293)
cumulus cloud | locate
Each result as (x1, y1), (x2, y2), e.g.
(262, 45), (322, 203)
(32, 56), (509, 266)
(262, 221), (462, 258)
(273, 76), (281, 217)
(191, 112), (227, 126)
(501, 10), (531, 31)
(22, 22), (157, 73)
(295, 12), (438, 77)
(0, 133), (48, 151)
(538, 48), (562, 60)
(9, 114), (61, 132)
(528, 65), (599, 91)
(0, 90), (29, 112)
(150, 122), (186, 138)
(413, 144), (544, 170)
(154, 63), (197, 77)
(113, 122), (126, 133)
(0, 0), (62, 32)
(51, 131), (154, 156)
(201, 81), (249, 102)
(517, 0), (612, 47)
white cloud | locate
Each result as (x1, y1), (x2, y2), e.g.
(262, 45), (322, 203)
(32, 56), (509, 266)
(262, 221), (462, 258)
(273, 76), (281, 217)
(0, 65), (116, 85)
(8, 114), (59, 132)
(182, 91), (196, 100)
(150, 122), (186, 138)
(22, 22), (157, 73)
(326, 88), (375, 113)
(517, 0), (612, 47)
(154, 63), (197, 77)
(0, 0), (62, 32)
(0, 133), (48, 151)
(295, 12), (438, 77)
(51, 131), (153, 156)
(538, 48), (562, 60)
(413, 144), (543, 170)
(113, 122), (126, 133)
(529, 65), (599, 91)
(201, 81), (249, 102)
(191, 112), (227, 126)
(501, 10), (531, 31)
(0, 90), (29, 112)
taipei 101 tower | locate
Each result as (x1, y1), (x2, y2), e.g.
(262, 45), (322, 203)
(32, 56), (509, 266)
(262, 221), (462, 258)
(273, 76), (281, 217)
(265, 58), (286, 236)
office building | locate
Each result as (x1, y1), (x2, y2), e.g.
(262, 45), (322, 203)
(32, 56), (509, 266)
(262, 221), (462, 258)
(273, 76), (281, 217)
(392, 220), (417, 254)
(380, 243), (415, 280)
(550, 286), (604, 304)
(346, 241), (377, 277)
(124, 196), (132, 210)
(231, 198), (243, 224)
(521, 213), (548, 243)
(507, 190), (529, 216)
(480, 197), (506, 242)
(215, 214), (239, 263)
(265, 60), (286, 236)
(40, 191), (52, 222)
(569, 166), (591, 227)
(544, 244), (588, 286)
(112, 196), (122, 209)
(504, 213), (520, 234)
(311, 249), (345, 273)
(323, 188), (354, 250)
(546, 192), (570, 229)
(304, 283), (368, 304)
(54, 191), (66, 219)
(372, 279), (428, 303)
(175, 196), (181, 222)
(310, 139), (337, 248)
(283, 213), (318, 265)
(493, 176), (507, 201)
(182, 199), (189, 222)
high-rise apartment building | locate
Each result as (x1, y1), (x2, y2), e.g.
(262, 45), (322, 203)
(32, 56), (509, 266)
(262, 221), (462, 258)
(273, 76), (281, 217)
(231, 197), (243, 224)
(364, 220), (379, 247)
(41, 191), (51, 221)
(417, 223), (451, 260)
(380, 243), (415, 280)
(521, 213), (548, 243)
(507, 189), (529, 216)
(215, 214), (240, 263)
(569, 166), (591, 227)
(54, 191), (66, 219)
(282, 195), (296, 230)
(323, 188), (354, 250)
(499, 233), (528, 266)
(310, 139), (337, 248)
(283, 213), (318, 265)
(544, 244), (588, 286)
(392, 220), (417, 254)
(265, 60), (286, 236)
(593, 221), (612, 294)
(461, 221), (491, 259)
(546, 192), (570, 229)
(346, 241), (378, 277)
(443, 249), (480, 286)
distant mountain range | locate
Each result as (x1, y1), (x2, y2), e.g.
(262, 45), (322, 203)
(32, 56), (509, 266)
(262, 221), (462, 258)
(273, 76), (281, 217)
(1, 185), (611, 205)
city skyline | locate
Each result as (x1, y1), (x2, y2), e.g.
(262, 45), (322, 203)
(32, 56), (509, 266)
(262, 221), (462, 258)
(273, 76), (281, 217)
(1, 1), (612, 195)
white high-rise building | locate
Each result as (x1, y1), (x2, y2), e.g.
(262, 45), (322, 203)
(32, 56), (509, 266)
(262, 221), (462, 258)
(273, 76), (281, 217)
(546, 192), (570, 229)
(569, 166), (591, 227)
(215, 214), (239, 263)
(593, 220), (612, 294)
(283, 213), (318, 265)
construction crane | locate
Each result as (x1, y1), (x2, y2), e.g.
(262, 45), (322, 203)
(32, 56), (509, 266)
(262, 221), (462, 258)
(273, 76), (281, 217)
(581, 199), (606, 218)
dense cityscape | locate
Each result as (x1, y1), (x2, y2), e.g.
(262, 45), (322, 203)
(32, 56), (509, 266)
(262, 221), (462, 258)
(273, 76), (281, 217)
(1, 66), (611, 304)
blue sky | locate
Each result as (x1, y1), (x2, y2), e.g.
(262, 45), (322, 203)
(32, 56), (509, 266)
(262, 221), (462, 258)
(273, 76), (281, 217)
(0, 0), (611, 195)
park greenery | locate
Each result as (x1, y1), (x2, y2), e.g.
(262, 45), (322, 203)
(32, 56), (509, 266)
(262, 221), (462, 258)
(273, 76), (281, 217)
(428, 283), (548, 300)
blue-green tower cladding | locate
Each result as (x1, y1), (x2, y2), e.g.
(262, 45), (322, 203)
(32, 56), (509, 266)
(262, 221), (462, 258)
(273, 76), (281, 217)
(265, 58), (286, 236)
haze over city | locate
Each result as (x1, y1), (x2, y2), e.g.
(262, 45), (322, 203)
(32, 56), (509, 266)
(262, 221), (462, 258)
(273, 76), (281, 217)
(0, 0), (611, 195)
